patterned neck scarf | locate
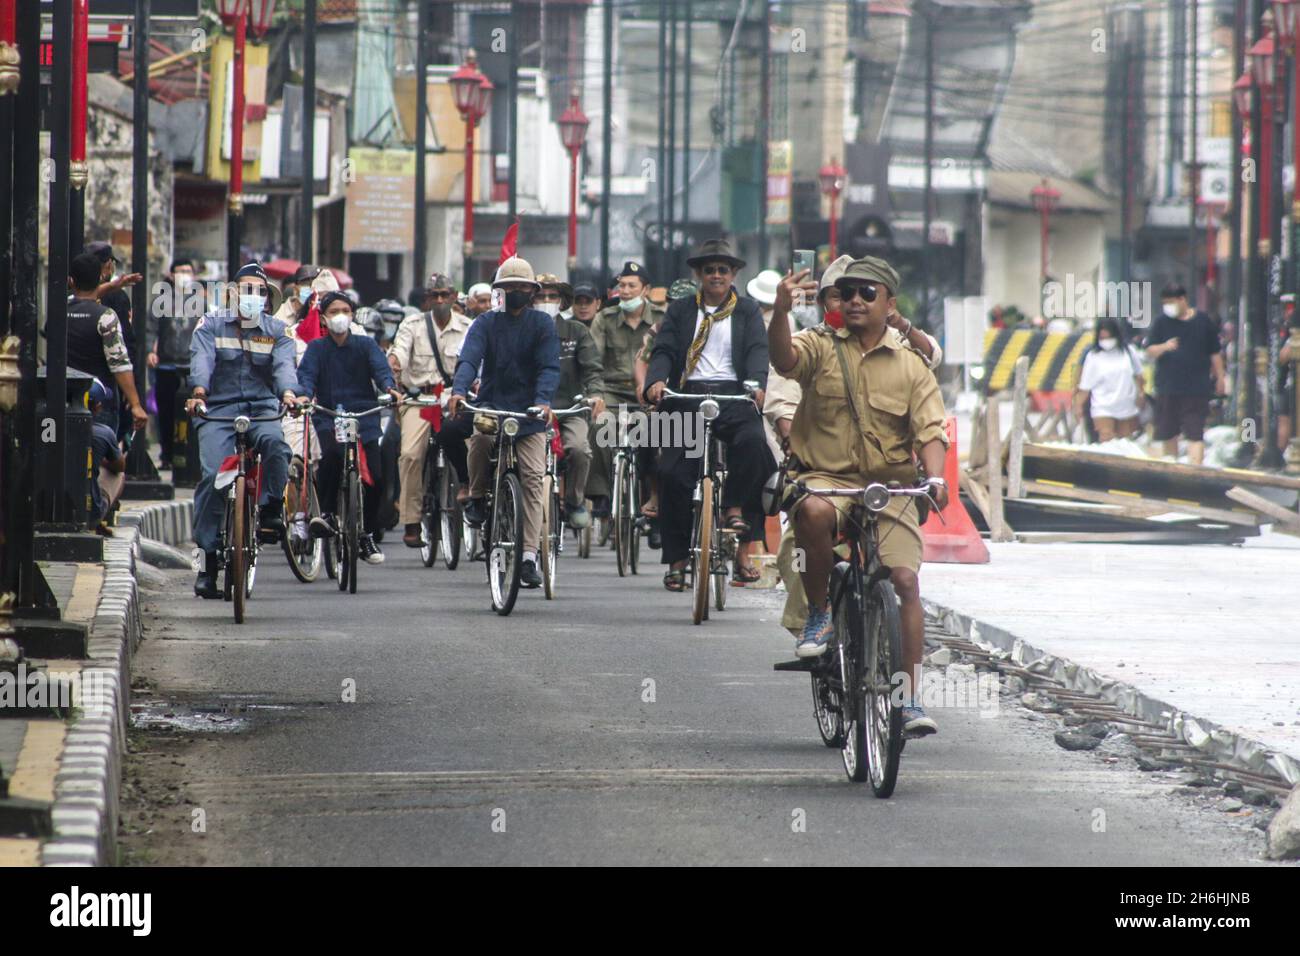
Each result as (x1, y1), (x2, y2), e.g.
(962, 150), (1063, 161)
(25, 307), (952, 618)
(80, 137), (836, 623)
(680, 288), (737, 386)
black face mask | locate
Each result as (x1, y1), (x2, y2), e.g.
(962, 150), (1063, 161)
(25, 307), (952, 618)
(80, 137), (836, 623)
(504, 290), (532, 312)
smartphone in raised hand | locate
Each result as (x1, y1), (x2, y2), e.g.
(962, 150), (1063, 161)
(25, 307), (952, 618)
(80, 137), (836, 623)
(792, 248), (815, 277)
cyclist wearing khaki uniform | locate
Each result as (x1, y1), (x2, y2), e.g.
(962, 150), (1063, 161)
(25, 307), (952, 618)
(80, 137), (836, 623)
(769, 256), (949, 737)
(390, 275), (473, 547)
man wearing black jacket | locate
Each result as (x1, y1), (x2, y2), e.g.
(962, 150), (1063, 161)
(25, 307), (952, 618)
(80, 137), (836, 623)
(643, 238), (774, 591)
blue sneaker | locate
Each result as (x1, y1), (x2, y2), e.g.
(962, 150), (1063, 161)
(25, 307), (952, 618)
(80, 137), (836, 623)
(796, 605), (833, 658)
(901, 705), (938, 738)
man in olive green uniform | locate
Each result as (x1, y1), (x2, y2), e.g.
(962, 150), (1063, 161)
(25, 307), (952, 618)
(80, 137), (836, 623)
(549, 280), (606, 529)
(768, 256), (949, 738)
(587, 260), (664, 512)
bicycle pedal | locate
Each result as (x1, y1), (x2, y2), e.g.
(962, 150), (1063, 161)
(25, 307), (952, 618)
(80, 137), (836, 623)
(773, 659), (817, 673)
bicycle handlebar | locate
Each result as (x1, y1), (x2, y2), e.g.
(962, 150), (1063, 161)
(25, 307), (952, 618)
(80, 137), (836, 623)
(306, 398), (394, 419)
(661, 387), (758, 403)
(460, 402), (542, 420)
(794, 480), (939, 514)
(192, 404), (291, 423)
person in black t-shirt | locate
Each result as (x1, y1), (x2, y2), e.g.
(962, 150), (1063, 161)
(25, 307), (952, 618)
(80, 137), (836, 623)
(67, 253), (149, 434)
(88, 379), (127, 534)
(1145, 282), (1226, 465)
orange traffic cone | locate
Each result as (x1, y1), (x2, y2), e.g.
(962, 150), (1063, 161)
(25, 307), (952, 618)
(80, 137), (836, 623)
(921, 417), (990, 564)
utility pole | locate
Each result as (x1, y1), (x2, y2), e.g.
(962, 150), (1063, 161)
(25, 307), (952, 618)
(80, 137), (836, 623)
(666, 0), (678, 278)
(45, 0), (72, 522)
(656, 0), (666, 275)
(1228, 0), (1244, 422)
(126, 0), (163, 488)
(413, 0), (426, 281)
(601, 0), (613, 282)
(1244, 0), (1263, 449)
(1260, 2), (1287, 469)
(302, 0), (316, 264)
(682, 1), (692, 242)
(921, 3), (934, 326)
(507, 0), (518, 222)
(758, 0), (770, 268)
(1187, 0), (1200, 305)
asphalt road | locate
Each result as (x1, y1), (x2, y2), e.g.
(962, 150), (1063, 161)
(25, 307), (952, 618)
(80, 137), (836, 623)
(122, 530), (1271, 866)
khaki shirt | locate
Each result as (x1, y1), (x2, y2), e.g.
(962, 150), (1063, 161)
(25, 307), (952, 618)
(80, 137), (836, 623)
(786, 325), (948, 481)
(590, 303), (664, 398)
(390, 311), (473, 389)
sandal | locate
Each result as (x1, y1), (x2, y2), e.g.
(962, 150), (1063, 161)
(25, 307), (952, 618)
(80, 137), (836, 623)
(723, 513), (750, 535)
(663, 569), (686, 592)
(732, 563), (760, 584)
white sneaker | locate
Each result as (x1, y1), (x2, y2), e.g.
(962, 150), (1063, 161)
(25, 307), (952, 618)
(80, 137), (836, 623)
(360, 534), (385, 565)
(290, 513), (310, 544)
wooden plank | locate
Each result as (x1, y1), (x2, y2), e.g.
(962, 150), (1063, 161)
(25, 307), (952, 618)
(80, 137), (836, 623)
(1022, 480), (1262, 527)
(986, 398), (1013, 541)
(1008, 355), (1029, 499)
(959, 467), (993, 526)
(1225, 486), (1300, 530)
(1014, 530), (1252, 545)
(968, 399), (987, 469)
(1023, 442), (1300, 491)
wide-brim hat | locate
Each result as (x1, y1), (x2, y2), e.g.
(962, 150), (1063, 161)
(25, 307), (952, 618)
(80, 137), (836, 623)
(493, 256), (541, 290)
(686, 238), (746, 271)
(746, 269), (782, 305)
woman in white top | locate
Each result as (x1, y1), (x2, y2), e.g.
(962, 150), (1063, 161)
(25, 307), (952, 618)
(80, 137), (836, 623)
(1074, 317), (1145, 442)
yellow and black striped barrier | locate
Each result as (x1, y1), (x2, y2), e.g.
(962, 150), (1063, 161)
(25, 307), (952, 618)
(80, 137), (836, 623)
(981, 329), (1092, 394)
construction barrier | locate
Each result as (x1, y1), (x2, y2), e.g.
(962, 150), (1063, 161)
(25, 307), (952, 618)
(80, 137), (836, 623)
(981, 328), (1089, 395)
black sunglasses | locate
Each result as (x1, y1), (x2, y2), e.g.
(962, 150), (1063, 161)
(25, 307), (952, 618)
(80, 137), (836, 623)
(838, 282), (880, 303)
(701, 264), (733, 277)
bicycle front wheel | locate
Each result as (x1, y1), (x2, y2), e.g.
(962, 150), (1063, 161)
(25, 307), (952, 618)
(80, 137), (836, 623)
(832, 563), (869, 783)
(613, 456), (630, 577)
(864, 578), (904, 798)
(283, 476), (322, 583)
(420, 452), (439, 568)
(345, 469), (361, 594)
(232, 477), (248, 624)
(440, 465), (463, 571)
(488, 472), (524, 615)
(691, 477), (713, 625)
(540, 475), (557, 599)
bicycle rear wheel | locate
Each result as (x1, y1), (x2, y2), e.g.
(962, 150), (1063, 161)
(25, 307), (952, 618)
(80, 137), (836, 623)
(232, 477), (248, 624)
(613, 456), (630, 577)
(713, 489), (729, 612)
(336, 485), (349, 592)
(345, 470), (361, 594)
(691, 477), (713, 625)
(440, 465), (463, 570)
(488, 472), (524, 615)
(865, 578), (904, 798)
(832, 563), (869, 782)
(282, 473), (323, 583)
(812, 671), (846, 748)
(577, 513), (591, 558)
(541, 476), (558, 599)
(628, 463), (641, 575)
(420, 452), (439, 568)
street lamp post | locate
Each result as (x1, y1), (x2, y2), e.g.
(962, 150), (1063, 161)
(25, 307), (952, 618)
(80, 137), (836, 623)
(818, 159), (846, 260)
(450, 50), (493, 285)
(69, 0), (87, 248)
(1030, 177), (1061, 291)
(1249, 20), (1286, 468)
(558, 91), (589, 274)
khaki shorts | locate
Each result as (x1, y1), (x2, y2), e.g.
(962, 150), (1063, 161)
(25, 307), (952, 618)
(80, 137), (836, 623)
(788, 471), (924, 573)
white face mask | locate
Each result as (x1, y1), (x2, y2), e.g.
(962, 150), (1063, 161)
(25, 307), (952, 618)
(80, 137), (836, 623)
(791, 305), (820, 330)
(536, 302), (560, 317)
(619, 296), (644, 313)
(238, 294), (265, 320)
(326, 314), (351, 335)
(1099, 338), (1117, 351)
(1162, 303), (1180, 319)
(175, 274), (194, 290)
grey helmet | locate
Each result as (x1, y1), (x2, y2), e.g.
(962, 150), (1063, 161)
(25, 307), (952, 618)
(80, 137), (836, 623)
(356, 306), (385, 337)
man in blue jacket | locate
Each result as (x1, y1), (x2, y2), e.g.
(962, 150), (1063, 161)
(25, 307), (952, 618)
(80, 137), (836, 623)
(448, 257), (561, 589)
(187, 262), (300, 598)
(298, 290), (402, 565)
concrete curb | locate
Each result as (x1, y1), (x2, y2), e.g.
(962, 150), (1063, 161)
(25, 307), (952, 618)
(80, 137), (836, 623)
(39, 499), (194, 867)
(923, 598), (1300, 789)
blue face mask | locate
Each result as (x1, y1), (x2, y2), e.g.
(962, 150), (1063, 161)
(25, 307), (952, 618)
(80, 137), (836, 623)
(238, 294), (266, 319)
(299, 287), (312, 304)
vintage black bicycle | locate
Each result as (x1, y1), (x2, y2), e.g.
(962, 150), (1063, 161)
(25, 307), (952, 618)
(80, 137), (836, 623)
(281, 408), (329, 583)
(539, 400), (595, 599)
(308, 397), (393, 595)
(660, 384), (760, 625)
(404, 392), (466, 570)
(192, 403), (290, 624)
(774, 480), (936, 798)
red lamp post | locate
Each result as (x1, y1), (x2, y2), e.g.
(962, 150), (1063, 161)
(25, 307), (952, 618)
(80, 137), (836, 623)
(819, 159), (847, 259)
(450, 50), (492, 278)
(1249, 30), (1276, 251)
(69, 0), (88, 189)
(0, 0), (18, 95)
(1274, 0), (1300, 222)
(558, 91), (589, 272)
(1030, 177), (1062, 289)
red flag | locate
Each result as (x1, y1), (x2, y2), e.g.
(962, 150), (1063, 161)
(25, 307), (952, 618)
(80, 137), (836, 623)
(296, 304), (323, 343)
(498, 219), (519, 265)
(357, 442), (376, 487)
